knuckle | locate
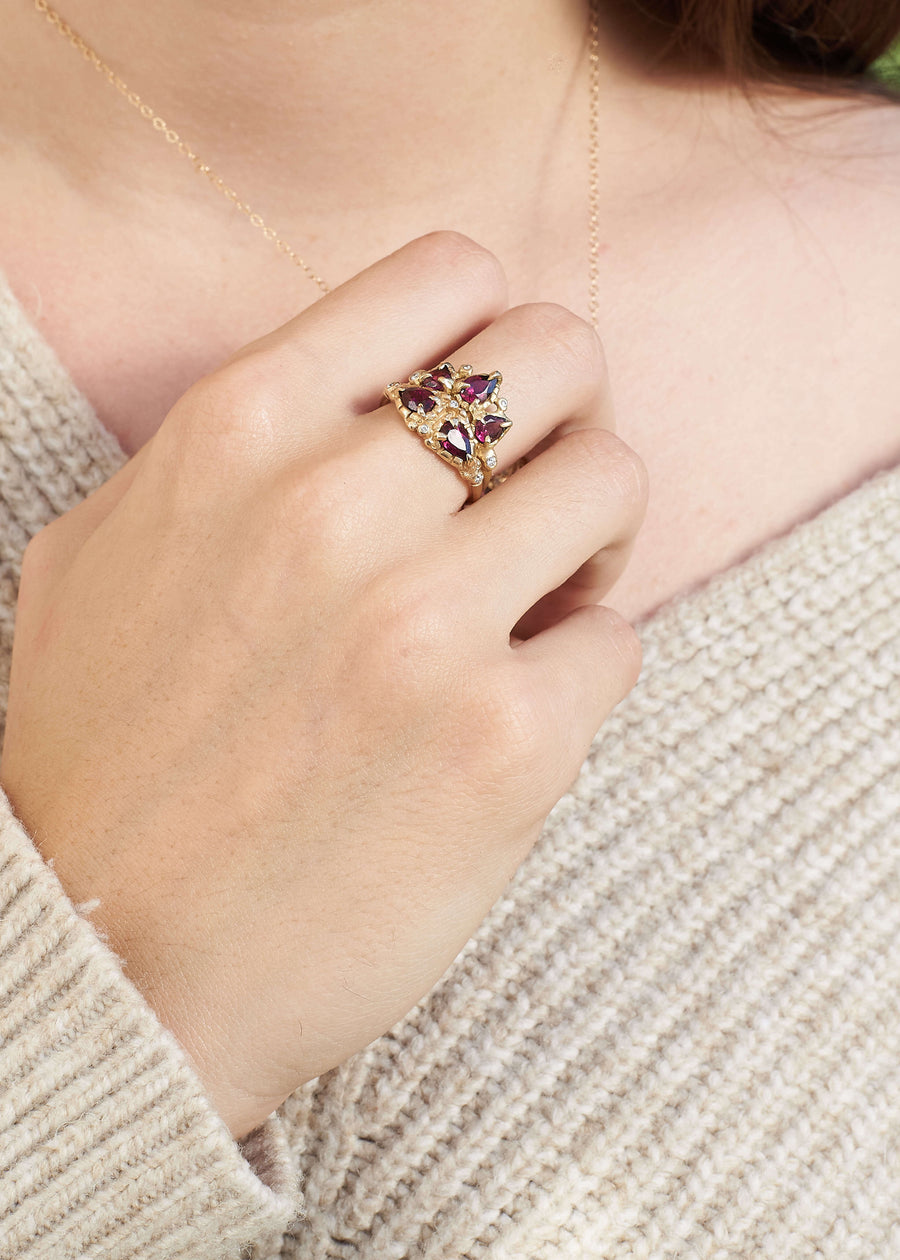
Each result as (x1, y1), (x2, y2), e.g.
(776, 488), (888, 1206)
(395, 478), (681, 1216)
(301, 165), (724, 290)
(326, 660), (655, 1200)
(210, 355), (294, 432)
(609, 442), (650, 519)
(412, 231), (507, 304)
(476, 675), (544, 766)
(162, 342), (326, 469)
(221, 337), (329, 410)
(272, 461), (363, 557)
(595, 605), (643, 687)
(206, 353), (289, 420)
(463, 675), (562, 818)
(255, 435), (397, 583)
(215, 314), (333, 397)
(515, 302), (607, 386)
(160, 371), (268, 475)
(566, 429), (649, 516)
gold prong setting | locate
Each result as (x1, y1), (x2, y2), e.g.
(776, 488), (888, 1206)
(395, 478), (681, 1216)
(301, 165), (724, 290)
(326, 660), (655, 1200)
(384, 361), (513, 497)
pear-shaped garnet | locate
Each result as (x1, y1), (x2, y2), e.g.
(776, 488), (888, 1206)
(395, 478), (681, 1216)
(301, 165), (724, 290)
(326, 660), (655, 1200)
(400, 387), (437, 414)
(459, 375), (497, 405)
(419, 363), (454, 391)
(474, 415), (509, 445)
(438, 420), (472, 461)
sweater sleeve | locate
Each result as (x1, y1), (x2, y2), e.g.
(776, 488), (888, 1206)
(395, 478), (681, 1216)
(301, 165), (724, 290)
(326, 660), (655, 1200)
(0, 786), (303, 1260)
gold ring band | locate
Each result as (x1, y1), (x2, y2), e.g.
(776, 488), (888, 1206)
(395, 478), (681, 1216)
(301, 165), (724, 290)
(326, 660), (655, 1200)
(384, 362), (514, 503)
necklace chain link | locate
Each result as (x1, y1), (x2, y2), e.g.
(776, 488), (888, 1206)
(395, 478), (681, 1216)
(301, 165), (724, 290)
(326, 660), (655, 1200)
(32, 0), (600, 327)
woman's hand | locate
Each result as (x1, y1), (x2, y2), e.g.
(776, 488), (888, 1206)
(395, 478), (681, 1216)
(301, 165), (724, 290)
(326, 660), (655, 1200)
(0, 232), (647, 1140)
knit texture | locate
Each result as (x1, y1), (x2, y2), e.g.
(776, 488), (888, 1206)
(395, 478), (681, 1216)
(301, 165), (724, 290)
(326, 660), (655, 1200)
(0, 793), (300, 1260)
(1, 267), (898, 1258)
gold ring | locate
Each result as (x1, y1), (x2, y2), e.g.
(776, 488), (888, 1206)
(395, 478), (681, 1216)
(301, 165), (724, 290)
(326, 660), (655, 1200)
(384, 361), (514, 502)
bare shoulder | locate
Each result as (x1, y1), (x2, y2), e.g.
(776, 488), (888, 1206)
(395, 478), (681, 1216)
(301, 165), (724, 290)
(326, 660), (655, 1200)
(604, 86), (900, 622)
(732, 88), (900, 373)
(743, 88), (900, 262)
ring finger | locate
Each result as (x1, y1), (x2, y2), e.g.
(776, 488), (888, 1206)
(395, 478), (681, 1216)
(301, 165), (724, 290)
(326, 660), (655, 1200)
(369, 299), (616, 519)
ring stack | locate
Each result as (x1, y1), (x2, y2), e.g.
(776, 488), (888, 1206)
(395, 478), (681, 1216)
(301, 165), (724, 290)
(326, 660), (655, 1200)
(384, 362), (514, 502)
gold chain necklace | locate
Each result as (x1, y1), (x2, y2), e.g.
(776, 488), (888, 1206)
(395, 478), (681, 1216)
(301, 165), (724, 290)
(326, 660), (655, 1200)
(32, 0), (603, 330)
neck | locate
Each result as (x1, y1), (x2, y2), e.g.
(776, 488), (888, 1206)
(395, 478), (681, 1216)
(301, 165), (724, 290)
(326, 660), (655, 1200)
(5, 0), (714, 299)
(19, 0), (612, 205)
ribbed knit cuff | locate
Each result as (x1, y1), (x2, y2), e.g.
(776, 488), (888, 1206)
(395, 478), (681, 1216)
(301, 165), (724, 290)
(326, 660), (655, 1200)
(0, 787), (302, 1260)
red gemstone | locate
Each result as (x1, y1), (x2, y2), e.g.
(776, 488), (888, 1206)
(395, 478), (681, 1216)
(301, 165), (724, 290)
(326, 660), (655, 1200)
(459, 375), (497, 404)
(419, 363), (454, 391)
(438, 420), (471, 461)
(400, 387), (437, 414)
(474, 415), (509, 444)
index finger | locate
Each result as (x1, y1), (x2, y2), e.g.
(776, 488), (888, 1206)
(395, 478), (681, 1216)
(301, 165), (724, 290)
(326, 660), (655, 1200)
(220, 231), (509, 417)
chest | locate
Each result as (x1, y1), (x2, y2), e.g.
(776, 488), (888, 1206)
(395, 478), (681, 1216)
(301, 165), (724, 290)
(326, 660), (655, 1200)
(1, 173), (898, 626)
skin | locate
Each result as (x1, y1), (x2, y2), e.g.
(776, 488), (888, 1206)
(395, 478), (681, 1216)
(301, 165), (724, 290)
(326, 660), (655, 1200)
(0, 0), (899, 1136)
(1, 232), (648, 1137)
(1, 1), (899, 622)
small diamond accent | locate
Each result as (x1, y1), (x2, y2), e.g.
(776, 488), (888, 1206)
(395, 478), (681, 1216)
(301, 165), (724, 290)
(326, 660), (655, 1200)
(418, 424), (430, 434)
(472, 470), (484, 485)
(485, 451), (498, 468)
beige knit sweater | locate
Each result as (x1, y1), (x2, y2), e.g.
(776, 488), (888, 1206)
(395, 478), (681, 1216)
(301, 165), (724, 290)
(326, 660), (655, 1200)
(0, 268), (897, 1260)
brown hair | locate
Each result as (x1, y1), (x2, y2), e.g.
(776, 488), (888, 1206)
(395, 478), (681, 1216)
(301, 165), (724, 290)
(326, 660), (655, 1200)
(627, 0), (900, 92)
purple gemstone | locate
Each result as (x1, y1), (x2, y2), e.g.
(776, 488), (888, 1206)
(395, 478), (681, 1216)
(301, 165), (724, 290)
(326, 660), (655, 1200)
(438, 420), (471, 461)
(459, 375), (497, 405)
(400, 387), (437, 414)
(474, 415), (509, 445)
(419, 363), (454, 391)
